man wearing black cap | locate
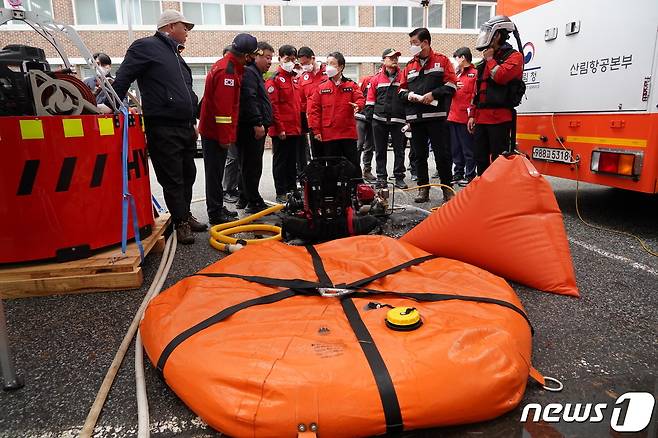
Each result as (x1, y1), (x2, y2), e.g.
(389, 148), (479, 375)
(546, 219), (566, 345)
(366, 48), (408, 189)
(113, 9), (202, 244)
(236, 41), (274, 214)
(198, 33), (260, 226)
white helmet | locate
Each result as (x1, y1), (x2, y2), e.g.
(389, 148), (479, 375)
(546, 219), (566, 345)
(475, 15), (517, 51)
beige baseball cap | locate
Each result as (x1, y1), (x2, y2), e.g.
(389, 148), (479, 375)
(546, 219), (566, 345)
(157, 9), (194, 30)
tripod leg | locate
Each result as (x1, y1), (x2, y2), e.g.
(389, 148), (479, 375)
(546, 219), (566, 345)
(0, 300), (24, 391)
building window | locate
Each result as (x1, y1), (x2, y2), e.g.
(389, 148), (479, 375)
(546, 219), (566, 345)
(75, 0), (119, 25)
(376, 5), (443, 28)
(339, 6), (356, 26)
(281, 5), (301, 26)
(301, 6), (318, 25)
(321, 6), (337, 26)
(190, 64), (212, 98)
(343, 63), (360, 81)
(183, 2), (220, 25)
(281, 5), (355, 27)
(21, 0), (53, 18)
(374, 6), (390, 27)
(461, 2), (494, 29)
(124, 0), (162, 25)
(225, 4), (262, 25)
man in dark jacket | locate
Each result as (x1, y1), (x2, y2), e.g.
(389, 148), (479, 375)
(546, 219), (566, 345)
(399, 28), (457, 203)
(236, 41), (274, 214)
(113, 9), (203, 244)
(366, 49), (407, 189)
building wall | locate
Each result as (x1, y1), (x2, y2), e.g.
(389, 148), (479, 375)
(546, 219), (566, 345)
(1, 1), (495, 84)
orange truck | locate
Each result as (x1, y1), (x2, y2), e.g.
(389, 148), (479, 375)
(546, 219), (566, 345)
(499, 0), (658, 193)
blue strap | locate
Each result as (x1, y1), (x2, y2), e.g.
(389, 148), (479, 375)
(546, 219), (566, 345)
(120, 106), (145, 262)
(151, 195), (166, 214)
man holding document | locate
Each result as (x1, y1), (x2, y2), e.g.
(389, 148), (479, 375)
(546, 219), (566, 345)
(398, 28), (457, 203)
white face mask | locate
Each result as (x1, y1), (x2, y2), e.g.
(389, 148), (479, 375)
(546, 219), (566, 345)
(410, 44), (423, 56)
(325, 65), (338, 78)
(302, 64), (314, 72)
(101, 66), (111, 76)
(280, 61), (295, 72)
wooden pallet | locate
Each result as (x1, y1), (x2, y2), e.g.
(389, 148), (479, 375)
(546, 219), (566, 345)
(0, 214), (170, 299)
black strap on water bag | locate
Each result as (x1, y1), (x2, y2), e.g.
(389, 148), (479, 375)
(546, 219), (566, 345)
(342, 254), (437, 289)
(305, 244), (333, 287)
(192, 272), (320, 290)
(155, 289), (297, 374)
(341, 297), (404, 435)
(352, 289), (534, 335)
(305, 245), (405, 434)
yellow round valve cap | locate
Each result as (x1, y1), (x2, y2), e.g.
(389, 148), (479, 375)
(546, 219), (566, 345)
(385, 307), (422, 331)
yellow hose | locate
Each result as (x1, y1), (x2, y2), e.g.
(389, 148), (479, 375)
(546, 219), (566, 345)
(209, 204), (284, 252)
(400, 183), (457, 195)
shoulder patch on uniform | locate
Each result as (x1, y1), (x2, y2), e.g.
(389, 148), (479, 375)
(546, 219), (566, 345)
(303, 74), (309, 81)
(279, 76), (286, 83)
(434, 62), (440, 68)
(320, 88), (332, 94)
(267, 85), (275, 93)
(224, 78), (234, 87)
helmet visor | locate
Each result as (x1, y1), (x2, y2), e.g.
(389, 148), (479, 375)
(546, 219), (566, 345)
(475, 24), (494, 51)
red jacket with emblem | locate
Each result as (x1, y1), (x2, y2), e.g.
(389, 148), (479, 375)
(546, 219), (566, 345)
(307, 76), (365, 142)
(298, 64), (326, 114)
(398, 49), (457, 123)
(198, 52), (244, 145)
(468, 44), (524, 124)
(265, 66), (302, 137)
(447, 63), (477, 124)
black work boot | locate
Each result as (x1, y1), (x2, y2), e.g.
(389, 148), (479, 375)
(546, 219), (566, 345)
(176, 221), (195, 244)
(209, 207), (238, 225)
(186, 212), (208, 232)
(442, 186), (455, 204)
(414, 187), (430, 203)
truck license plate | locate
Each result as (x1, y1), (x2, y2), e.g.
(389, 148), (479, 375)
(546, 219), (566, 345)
(532, 147), (573, 163)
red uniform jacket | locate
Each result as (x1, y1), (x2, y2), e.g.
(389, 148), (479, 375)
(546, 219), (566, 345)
(265, 66), (302, 137)
(198, 52), (244, 145)
(298, 64), (326, 114)
(355, 75), (372, 122)
(447, 63), (477, 124)
(308, 76), (365, 142)
(469, 46), (524, 124)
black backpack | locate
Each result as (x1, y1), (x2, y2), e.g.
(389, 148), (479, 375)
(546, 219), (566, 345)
(301, 156), (357, 220)
(475, 47), (526, 109)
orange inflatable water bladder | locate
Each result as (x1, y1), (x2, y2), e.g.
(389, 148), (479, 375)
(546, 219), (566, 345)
(141, 235), (541, 437)
(402, 154), (579, 297)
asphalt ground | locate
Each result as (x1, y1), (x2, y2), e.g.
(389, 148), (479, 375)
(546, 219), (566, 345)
(1, 150), (656, 438)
